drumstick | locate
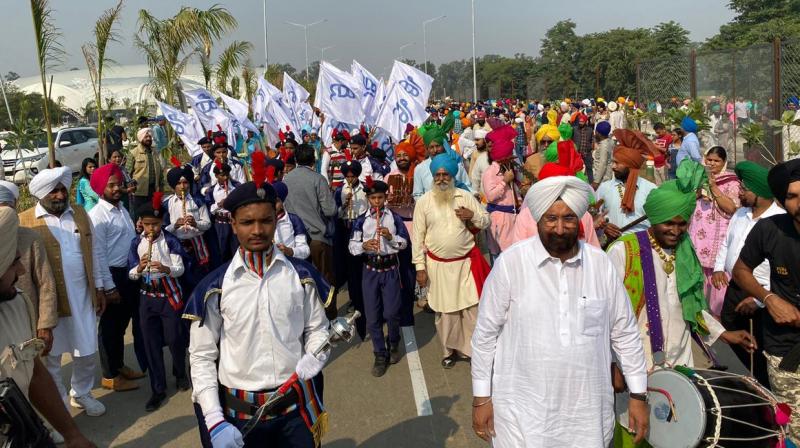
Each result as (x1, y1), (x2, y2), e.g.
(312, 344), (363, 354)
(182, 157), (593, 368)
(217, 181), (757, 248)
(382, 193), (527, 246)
(749, 318), (754, 377)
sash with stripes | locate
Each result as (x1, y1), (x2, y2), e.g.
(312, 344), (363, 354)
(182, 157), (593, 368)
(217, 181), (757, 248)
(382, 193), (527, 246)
(182, 236), (210, 266)
(141, 276), (184, 311)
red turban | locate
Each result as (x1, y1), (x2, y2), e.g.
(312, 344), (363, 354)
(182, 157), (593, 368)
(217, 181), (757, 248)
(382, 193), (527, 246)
(486, 124), (517, 161)
(612, 129), (659, 213)
(394, 140), (418, 184)
(538, 163), (573, 180)
(90, 163), (123, 196)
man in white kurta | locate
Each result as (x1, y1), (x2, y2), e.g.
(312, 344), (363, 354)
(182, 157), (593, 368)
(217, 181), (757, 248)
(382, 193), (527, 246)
(471, 176), (648, 447)
(21, 167), (109, 416)
(413, 154), (490, 368)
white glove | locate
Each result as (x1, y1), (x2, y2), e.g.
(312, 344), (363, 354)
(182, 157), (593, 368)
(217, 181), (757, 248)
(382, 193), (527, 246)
(205, 409), (244, 448)
(295, 353), (326, 380)
(209, 422), (244, 448)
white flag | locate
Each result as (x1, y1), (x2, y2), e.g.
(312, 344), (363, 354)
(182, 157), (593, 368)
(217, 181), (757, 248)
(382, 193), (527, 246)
(157, 101), (205, 157)
(371, 127), (395, 160)
(219, 92), (260, 135)
(283, 72), (310, 108)
(252, 78), (270, 125)
(315, 62), (364, 125)
(297, 102), (314, 129)
(388, 60), (434, 107)
(183, 88), (233, 137)
(351, 60), (380, 125)
(320, 119), (354, 148)
(376, 82), (430, 141)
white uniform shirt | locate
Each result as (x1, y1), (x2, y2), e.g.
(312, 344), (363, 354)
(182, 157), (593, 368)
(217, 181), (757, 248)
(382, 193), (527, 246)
(608, 242), (726, 369)
(472, 237), (647, 447)
(348, 208), (407, 256)
(0, 294), (37, 398)
(209, 161), (246, 188)
(128, 232), (185, 281)
(357, 156), (378, 183)
(338, 183), (369, 220)
(36, 203), (104, 357)
(274, 213), (311, 259)
(164, 193), (212, 240)
(88, 199), (137, 274)
(189, 249), (330, 414)
(210, 182), (234, 216)
(713, 201), (785, 288)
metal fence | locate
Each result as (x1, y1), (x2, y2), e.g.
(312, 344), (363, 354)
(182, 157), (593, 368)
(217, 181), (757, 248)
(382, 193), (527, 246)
(636, 38), (800, 164)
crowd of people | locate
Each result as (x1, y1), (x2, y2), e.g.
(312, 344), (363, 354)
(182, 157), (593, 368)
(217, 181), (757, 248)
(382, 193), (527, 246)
(1, 95), (800, 448)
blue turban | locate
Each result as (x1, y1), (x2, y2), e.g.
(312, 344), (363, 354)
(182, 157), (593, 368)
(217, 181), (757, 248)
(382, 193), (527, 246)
(272, 181), (289, 203)
(595, 121), (611, 137)
(788, 96), (800, 108)
(429, 141), (468, 191)
(681, 116), (698, 134)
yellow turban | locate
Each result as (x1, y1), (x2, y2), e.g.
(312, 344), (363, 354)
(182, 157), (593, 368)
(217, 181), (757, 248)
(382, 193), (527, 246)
(546, 109), (558, 126)
(535, 124), (560, 143)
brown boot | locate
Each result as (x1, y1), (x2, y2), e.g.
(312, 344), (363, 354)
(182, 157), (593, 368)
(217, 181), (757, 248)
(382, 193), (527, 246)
(118, 366), (145, 380)
(101, 375), (139, 392)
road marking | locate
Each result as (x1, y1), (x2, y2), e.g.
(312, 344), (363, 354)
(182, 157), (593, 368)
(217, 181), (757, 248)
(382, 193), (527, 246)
(402, 326), (432, 416)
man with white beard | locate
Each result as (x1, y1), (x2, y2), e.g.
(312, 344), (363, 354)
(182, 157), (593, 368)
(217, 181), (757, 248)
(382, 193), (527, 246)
(412, 144), (490, 368)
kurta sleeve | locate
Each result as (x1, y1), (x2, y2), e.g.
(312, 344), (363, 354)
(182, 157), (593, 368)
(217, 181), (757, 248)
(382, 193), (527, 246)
(88, 219), (110, 290)
(714, 219), (733, 273)
(168, 251), (184, 278)
(481, 164), (509, 203)
(31, 237), (58, 330)
(195, 201), (212, 232)
(471, 257), (511, 397)
(292, 234), (311, 260)
(464, 192), (490, 230)
(89, 213), (116, 291)
(412, 198), (428, 270)
(189, 295), (223, 415)
(607, 264), (648, 394)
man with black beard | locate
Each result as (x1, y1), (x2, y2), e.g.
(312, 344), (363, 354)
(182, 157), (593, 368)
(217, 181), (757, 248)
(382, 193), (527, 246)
(88, 163), (148, 393)
(0, 208), (97, 448)
(472, 175), (649, 447)
(19, 167), (108, 417)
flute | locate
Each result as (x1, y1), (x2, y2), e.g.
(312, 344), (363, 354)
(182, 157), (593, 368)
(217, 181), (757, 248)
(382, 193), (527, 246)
(180, 190), (190, 230)
(145, 231), (154, 282)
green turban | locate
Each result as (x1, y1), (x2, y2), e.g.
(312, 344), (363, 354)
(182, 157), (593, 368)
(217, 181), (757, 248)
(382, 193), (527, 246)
(558, 122), (573, 141)
(644, 179), (709, 335)
(735, 161), (773, 199)
(544, 141), (558, 162)
(421, 126), (447, 147)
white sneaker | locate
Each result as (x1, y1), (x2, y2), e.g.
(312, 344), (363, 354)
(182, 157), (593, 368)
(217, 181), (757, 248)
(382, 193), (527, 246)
(70, 393), (106, 417)
(50, 429), (65, 444)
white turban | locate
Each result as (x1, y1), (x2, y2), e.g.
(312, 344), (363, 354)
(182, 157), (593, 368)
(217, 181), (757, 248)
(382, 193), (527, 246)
(0, 207), (18, 274)
(608, 101), (619, 112)
(29, 166), (72, 199)
(524, 176), (592, 221)
(0, 180), (19, 204)
(137, 127), (152, 142)
(581, 99), (591, 106)
(474, 129), (488, 140)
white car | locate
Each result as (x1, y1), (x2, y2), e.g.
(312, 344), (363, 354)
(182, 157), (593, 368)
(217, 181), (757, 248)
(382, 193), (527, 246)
(3, 127), (100, 183)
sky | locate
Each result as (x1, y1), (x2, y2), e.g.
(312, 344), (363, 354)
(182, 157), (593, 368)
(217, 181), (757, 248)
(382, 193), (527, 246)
(1, 0), (736, 79)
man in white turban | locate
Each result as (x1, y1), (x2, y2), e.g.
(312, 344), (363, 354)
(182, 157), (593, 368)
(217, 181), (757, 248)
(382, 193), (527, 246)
(469, 128), (490, 195)
(19, 168), (109, 417)
(471, 175), (650, 447)
(126, 126), (163, 217)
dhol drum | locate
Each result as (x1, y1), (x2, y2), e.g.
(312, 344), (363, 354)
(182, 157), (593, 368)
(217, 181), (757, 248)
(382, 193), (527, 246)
(642, 367), (788, 448)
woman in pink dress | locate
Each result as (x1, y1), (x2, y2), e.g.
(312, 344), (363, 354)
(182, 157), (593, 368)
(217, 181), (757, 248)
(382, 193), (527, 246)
(482, 125), (522, 258)
(688, 146), (741, 316)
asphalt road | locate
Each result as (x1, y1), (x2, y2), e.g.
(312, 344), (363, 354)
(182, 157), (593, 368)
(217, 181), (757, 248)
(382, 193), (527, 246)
(56, 290), (748, 447)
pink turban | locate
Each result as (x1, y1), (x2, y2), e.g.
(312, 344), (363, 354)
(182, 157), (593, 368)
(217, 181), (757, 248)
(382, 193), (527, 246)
(90, 163), (123, 195)
(486, 124), (517, 161)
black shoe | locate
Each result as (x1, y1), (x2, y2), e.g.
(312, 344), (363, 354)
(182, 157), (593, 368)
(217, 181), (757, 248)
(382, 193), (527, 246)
(441, 355), (456, 369)
(372, 354), (389, 377)
(176, 377), (191, 391)
(145, 393), (167, 412)
(388, 342), (402, 364)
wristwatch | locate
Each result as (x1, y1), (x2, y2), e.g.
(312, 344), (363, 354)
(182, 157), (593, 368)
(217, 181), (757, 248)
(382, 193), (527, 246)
(629, 392), (648, 403)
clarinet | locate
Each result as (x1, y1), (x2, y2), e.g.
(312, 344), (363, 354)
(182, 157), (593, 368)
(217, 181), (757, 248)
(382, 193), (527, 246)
(145, 231), (154, 283)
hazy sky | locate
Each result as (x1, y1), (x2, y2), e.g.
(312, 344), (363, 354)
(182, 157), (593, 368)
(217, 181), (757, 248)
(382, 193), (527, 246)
(2, 0), (736, 79)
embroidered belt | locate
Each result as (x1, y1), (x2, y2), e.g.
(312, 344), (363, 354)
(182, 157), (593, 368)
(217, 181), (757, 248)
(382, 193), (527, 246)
(365, 254), (398, 271)
(220, 385), (297, 421)
(486, 203), (516, 214)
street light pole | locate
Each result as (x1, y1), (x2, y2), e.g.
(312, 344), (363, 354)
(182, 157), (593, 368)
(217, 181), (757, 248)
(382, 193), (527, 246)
(264, 0), (269, 73)
(318, 45), (335, 62)
(0, 73), (13, 126)
(422, 15), (445, 75)
(286, 19), (327, 82)
(399, 42), (415, 61)
(471, 0), (477, 102)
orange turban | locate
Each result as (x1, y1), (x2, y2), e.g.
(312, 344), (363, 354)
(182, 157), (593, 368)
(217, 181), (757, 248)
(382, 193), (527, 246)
(612, 129), (659, 213)
(394, 140), (418, 184)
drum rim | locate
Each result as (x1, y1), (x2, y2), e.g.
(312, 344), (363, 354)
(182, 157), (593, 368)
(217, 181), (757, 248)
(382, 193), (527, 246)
(647, 368), (707, 448)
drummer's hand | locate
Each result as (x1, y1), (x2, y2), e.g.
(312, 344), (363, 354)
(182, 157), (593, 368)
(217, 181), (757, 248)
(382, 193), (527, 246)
(734, 297), (759, 316)
(472, 396), (495, 442)
(711, 271), (729, 289)
(764, 294), (800, 327)
(604, 223), (622, 240)
(627, 399), (649, 444)
(721, 330), (757, 353)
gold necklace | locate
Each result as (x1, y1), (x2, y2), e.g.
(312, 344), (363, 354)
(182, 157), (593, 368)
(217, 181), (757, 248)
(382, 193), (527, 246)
(647, 230), (676, 275)
(616, 183), (625, 203)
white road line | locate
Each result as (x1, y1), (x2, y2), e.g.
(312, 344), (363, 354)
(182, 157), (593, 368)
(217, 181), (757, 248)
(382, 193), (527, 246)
(402, 325), (433, 416)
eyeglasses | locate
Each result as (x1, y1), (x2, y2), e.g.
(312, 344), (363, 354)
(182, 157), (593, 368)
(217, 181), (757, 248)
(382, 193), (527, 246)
(541, 214), (579, 228)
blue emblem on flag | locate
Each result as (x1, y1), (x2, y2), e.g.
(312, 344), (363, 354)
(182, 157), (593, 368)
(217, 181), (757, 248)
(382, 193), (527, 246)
(398, 76), (421, 97)
(392, 99), (413, 123)
(194, 93), (218, 114)
(329, 83), (357, 100)
(166, 112), (187, 135)
(363, 76), (377, 98)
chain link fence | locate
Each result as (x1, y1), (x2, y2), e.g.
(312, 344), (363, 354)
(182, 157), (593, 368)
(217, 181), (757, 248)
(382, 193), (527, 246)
(637, 39), (800, 164)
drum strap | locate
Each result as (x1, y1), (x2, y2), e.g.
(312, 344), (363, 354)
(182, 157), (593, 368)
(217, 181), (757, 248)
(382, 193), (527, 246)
(636, 231), (665, 357)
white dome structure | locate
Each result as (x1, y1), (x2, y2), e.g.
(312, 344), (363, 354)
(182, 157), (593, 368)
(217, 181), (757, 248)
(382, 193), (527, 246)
(13, 64), (208, 118)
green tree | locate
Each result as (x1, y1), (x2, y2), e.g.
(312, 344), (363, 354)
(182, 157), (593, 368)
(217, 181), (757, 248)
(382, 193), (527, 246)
(215, 40), (253, 96)
(29, 0), (64, 168)
(82, 0), (123, 163)
(539, 20), (582, 98)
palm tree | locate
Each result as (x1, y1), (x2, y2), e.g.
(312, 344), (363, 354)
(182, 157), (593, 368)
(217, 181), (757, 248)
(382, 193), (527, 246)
(82, 0), (123, 164)
(29, 0), (65, 168)
(215, 40), (252, 97)
(135, 5), (236, 110)
(198, 48), (213, 89)
(242, 60), (256, 110)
